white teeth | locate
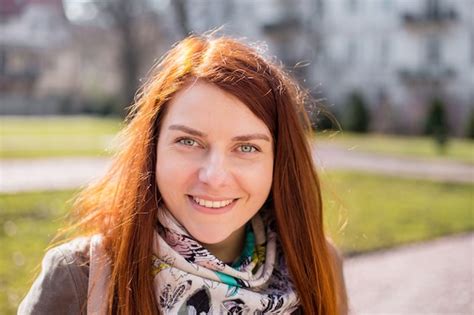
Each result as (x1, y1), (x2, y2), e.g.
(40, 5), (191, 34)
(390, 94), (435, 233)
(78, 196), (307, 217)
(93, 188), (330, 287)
(192, 197), (234, 209)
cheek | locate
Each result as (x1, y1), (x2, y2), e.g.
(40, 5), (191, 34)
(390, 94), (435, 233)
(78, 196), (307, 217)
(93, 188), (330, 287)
(156, 148), (196, 198)
(239, 159), (273, 202)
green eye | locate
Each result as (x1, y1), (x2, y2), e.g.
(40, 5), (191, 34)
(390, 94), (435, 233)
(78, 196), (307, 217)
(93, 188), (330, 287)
(240, 145), (256, 153)
(179, 138), (197, 146)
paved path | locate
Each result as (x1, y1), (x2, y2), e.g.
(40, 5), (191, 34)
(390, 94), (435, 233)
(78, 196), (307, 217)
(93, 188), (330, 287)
(1, 144), (473, 193)
(345, 233), (474, 315)
(313, 143), (474, 184)
(0, 157), (111, 192)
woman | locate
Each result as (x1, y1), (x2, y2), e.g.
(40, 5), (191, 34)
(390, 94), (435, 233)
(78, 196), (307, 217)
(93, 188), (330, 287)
(19, 35), (348, 314)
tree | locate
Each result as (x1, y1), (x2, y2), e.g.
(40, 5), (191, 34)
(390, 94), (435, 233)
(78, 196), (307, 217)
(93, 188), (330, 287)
(98, 0), (139, 110)
(465, 107), (474, 139)
(171, 0), (192, 37)
(424, 98), (449, 152)
(343, 91), (370, 133)
(94, 0), (161, 115)
(95, 0), (197, 113)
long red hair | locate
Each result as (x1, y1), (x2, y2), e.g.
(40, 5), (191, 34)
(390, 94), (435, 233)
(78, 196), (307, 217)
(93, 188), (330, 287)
(68, 35), (340, 314)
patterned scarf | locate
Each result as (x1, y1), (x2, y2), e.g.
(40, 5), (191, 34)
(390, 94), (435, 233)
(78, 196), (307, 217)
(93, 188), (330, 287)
(87, 210), (299, 314)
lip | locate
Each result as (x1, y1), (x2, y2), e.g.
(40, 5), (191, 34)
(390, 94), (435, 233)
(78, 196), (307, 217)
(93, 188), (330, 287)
(187, 195), (238, 215)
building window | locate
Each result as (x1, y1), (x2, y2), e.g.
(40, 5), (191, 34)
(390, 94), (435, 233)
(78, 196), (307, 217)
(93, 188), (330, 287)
(382, 0), (392, 11)
(347, 39), (357, 63)
(426, 0), (441, 16)
(426, 36), (441, 65)
(471, 33), (474, 65)
(0, 50), (6, 74)
(380, 38), (390, 66)
(347, 0), (358, 14)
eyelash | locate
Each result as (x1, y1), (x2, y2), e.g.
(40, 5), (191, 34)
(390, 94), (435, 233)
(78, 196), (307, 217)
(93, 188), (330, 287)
(176, 138), (260, 153)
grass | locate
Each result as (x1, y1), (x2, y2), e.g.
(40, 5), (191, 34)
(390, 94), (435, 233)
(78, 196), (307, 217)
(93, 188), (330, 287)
(0, 190), (76, 314)
(322, 171), (474, 254)
(0, 173), (473, 313)
(315, 131), (474, 164)
(0, 116), (122, 158)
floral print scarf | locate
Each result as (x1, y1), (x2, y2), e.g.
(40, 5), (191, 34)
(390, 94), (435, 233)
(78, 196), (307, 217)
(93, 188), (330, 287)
(87, 210), (299, 314)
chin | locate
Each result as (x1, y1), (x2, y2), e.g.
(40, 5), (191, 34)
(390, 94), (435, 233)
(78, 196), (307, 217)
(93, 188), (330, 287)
(189, 227), (233, 245)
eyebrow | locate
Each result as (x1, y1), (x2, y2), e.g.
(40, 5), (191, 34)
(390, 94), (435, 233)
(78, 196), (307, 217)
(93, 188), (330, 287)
(168, 124), (271, 142)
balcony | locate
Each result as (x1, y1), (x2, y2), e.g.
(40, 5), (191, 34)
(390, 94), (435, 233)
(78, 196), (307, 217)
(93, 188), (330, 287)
(402, 6), (457, 27)
(398, 65), (456, 84)
(261, 16), (301, 35)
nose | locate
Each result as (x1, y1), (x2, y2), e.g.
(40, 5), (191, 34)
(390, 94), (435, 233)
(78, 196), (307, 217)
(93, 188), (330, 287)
(198, 150), (230, 188)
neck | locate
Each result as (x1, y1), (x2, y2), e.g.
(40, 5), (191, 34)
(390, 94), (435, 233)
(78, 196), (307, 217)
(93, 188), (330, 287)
(200, 225), (246, 263)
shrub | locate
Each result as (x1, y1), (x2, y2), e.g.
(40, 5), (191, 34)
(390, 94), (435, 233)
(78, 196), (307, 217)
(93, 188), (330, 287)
(83, 95), (122, 117)
(308, 104), (341, 131)
(465, 107), (474, 139)
(424, 98), (448, 152)
(343, 91), (370, 133)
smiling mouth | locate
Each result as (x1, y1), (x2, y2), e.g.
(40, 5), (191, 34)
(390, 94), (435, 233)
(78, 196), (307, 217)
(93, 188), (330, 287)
(189, 195), (237, 209)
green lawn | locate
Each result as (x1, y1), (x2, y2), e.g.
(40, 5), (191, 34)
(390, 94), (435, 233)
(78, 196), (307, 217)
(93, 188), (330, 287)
(315, 131), (474, 164)
(1, 173), (472, 313)
(0, 116), (122, 158)
(322, 171), (474, 254)
(0, 190), (76, 314)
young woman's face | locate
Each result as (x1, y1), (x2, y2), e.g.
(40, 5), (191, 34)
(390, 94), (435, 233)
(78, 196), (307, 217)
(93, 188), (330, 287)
(156, 81), (274, 246)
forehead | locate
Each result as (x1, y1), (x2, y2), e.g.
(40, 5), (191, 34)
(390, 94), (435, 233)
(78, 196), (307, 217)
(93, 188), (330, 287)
(161, 81), (271, 137)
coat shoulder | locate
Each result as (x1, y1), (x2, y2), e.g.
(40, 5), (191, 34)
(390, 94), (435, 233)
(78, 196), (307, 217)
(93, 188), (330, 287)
(18, 237), (91, 315)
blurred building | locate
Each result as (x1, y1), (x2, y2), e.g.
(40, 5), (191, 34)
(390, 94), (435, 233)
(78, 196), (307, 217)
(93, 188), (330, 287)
(0, 0), (71, 114)
(0, 0), (163, 115)
(180, 0), (319, 80)
(311, 0), (474, 135)
(175, 0), (474, 135)
(1, 0), (472, 135)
